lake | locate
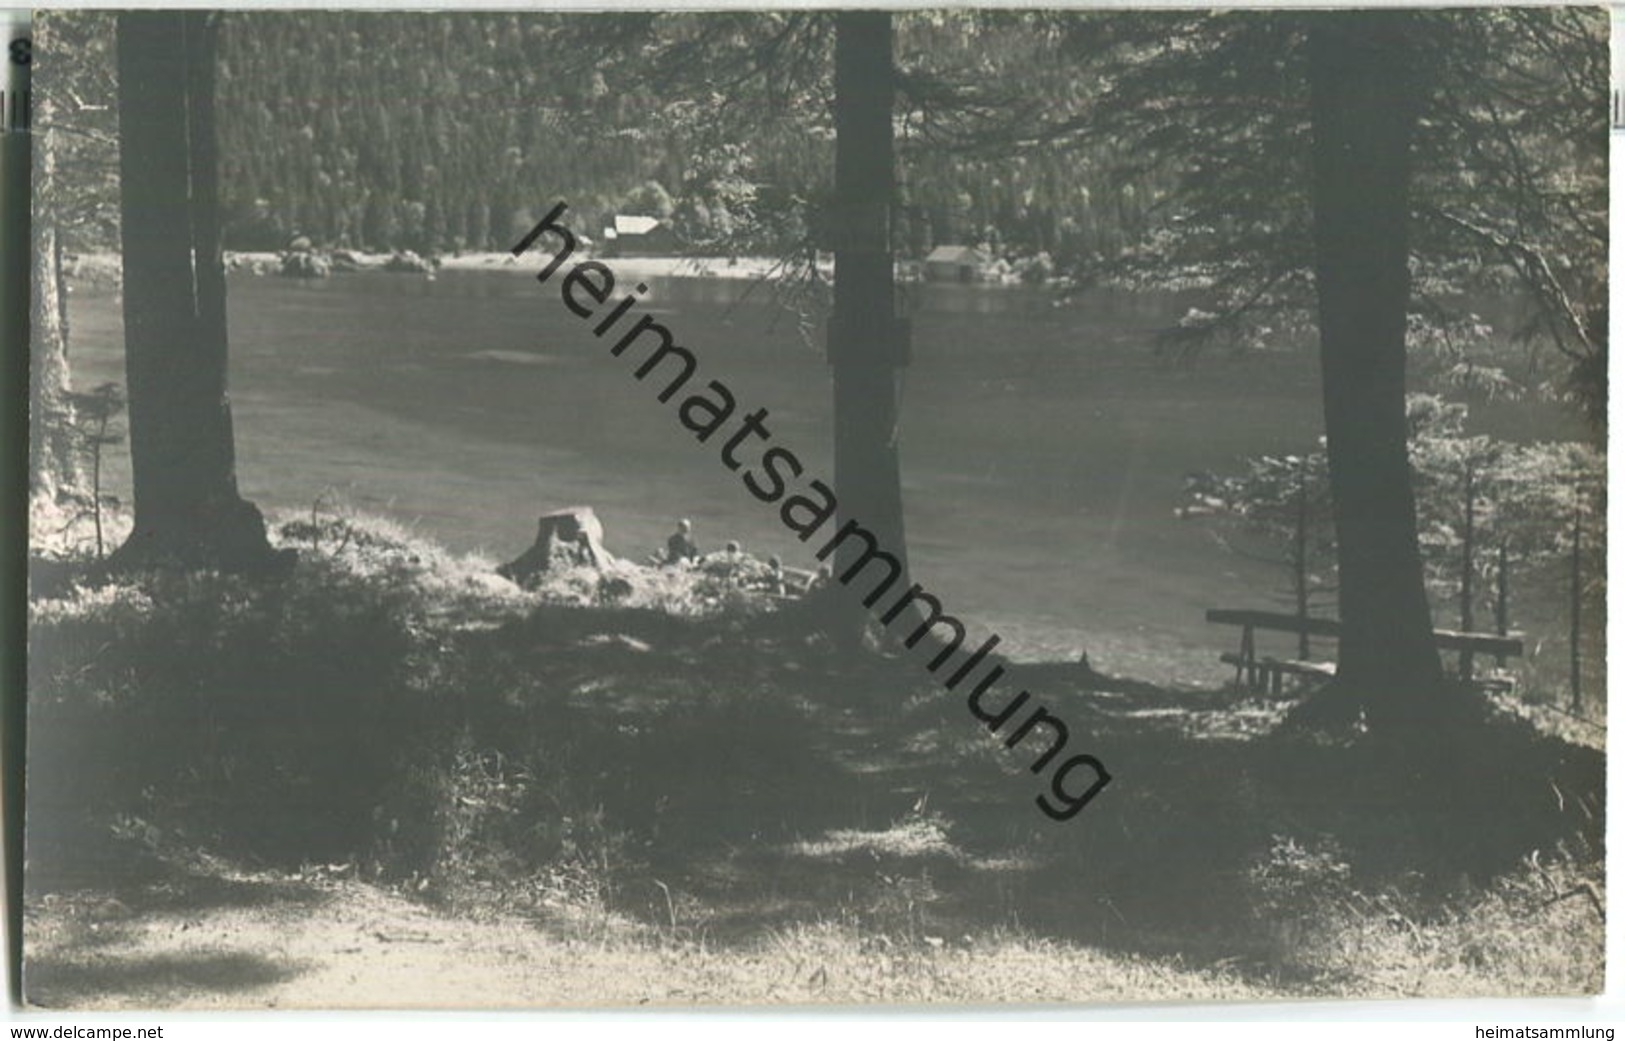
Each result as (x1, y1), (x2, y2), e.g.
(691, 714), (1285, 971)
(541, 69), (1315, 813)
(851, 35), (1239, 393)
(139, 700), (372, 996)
(64, 266), (1585, 686)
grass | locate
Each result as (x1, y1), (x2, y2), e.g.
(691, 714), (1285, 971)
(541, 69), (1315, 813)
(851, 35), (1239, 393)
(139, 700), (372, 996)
(23, 505), (1607, 1005)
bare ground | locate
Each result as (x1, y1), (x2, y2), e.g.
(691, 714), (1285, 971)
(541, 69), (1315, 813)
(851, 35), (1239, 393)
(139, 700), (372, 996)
(24, 862), (1275, 1009)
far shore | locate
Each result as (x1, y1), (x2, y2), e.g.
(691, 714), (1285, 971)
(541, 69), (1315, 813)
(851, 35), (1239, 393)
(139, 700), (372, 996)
(65, 249), (823, 284)
(443, 250), (818, 281)
(64, 248), (1050, 287)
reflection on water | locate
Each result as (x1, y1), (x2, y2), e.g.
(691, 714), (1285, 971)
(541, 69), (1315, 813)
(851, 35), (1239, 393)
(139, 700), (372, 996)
(64, 267), (1586, 684)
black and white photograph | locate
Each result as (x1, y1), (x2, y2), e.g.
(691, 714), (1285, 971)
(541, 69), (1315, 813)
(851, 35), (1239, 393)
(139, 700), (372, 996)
(18, 6), (1608, 1010)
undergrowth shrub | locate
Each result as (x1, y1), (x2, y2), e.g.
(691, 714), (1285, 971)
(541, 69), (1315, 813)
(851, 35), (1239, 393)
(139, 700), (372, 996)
(1244, 834), (1358, 972)
(27, 507), (821, 924)
(1240, 838), (1603, 994)
(28, 554), (457, 867)
(400, 730), (638, 933)
(398, 645), (832, 922)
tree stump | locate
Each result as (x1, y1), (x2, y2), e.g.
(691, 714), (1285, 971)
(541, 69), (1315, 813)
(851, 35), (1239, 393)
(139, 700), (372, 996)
(498, 506), (612, 587)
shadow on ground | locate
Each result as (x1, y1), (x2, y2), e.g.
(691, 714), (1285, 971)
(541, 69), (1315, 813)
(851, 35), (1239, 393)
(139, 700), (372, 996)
(26, 952), (303, 1007)
(511, 604), (1606, 985)
(25, 829), (330, 1007)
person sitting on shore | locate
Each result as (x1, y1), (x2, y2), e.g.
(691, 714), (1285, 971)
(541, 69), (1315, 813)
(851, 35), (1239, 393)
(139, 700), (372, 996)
(665, 518), (698, 566)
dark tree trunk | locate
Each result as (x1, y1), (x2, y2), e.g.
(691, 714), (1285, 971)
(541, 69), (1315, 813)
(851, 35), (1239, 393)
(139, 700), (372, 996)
(1569, 484), (1583, 713)
(113, 12), (278, 570)
(1294, 464), (1310, 660)
(1494, 540), (1510, 668)
(1458, 460), (1475, 680)
(829, 11), (909, 647)
(4, 28), (33, 1000)
(1308, 12), (1444, 731)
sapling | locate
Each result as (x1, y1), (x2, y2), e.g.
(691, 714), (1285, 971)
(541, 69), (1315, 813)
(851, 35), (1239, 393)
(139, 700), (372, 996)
(67, 382), (124, 561)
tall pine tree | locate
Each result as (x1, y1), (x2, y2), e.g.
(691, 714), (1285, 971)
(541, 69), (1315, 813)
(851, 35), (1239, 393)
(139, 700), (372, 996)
(1307, 11), (1444, 729)
(113, 11), (280, 570)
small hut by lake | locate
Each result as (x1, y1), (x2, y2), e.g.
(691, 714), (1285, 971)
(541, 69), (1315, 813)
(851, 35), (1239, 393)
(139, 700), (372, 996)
(602, 215), (679, 257)
(923, 244), (991, 282)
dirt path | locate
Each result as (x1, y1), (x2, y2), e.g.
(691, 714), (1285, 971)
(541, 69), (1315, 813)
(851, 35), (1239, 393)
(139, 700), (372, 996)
(28, 871), (786, 1009)
(24, 862), (1274, 1010)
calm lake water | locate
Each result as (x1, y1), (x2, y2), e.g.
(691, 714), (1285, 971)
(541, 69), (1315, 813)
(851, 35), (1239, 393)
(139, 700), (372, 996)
(66, 267), (1585, 685)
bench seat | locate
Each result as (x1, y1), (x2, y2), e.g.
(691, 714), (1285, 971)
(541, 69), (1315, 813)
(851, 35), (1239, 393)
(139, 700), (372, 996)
(1218, 653), (1517, 696)
(1209, 608), (1525, 696)
(1220, 653), (1335, 694)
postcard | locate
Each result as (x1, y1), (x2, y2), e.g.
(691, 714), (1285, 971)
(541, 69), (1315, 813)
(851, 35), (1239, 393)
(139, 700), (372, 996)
(19, 7), (1607, 1010)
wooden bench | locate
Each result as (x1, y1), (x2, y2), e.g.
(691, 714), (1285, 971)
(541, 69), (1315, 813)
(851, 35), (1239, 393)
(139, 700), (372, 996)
(1206, 608), (1523, 695)
(1219, 652), (1335, 695)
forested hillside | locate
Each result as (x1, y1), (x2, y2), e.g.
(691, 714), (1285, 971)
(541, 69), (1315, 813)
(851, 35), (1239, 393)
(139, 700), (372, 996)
(54, 11), (1160, 263)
